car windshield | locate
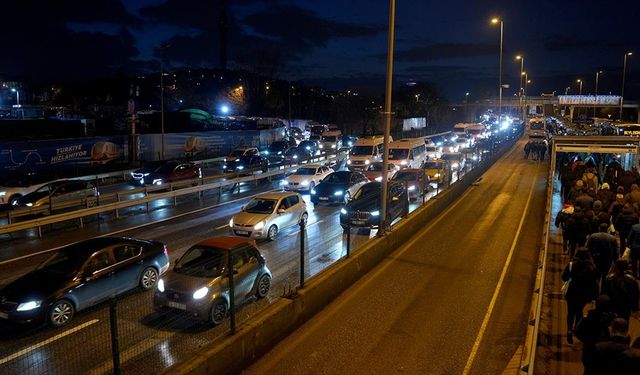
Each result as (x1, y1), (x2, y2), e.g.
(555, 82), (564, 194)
(394, 171), (417, 181)
(323, 136), (337, 142)
(37, 250), (86, 276)
(294, 168), (317, 175)
(388, 149), (409, 160)
(423, 162), (443, 169)
(268, 142), (287, 151)
(365, 163), (384, 172)
(350, 146), (373, 156)
(441, 154), (460, 161)
(174, 246), (225, 278)
(323, 172), (350, 184)
(229, 150), (246, 157)
(353, 184), (380, 200)
(245, 198), (277, 214)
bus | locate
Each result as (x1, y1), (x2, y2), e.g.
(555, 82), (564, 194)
(388, 138), (427, 169)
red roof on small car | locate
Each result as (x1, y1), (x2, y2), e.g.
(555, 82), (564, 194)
(197, 236), (256, 250)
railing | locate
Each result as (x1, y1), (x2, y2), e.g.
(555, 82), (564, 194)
(0, 152), (342, 237)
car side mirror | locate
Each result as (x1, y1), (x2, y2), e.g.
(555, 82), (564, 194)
(278, 208), (286, 214)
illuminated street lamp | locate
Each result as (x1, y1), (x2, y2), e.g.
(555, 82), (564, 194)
(515, 55), (525, 95)
(577, 79), (583, 95)
(10, 88), (20, 106)
(620, 52), (633, 120)
(594, 70), (603, 117)
(491, 17), (504, 126)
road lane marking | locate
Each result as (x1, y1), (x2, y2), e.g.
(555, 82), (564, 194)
(0, 189), (281, 266)
(462, 164), (539, 375)
(215, 224), (229, 230)
(0, 319), (99, 365)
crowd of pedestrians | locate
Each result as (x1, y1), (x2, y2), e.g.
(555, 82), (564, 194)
(524, 140), (548, 161)
(555, 155), (640, 373)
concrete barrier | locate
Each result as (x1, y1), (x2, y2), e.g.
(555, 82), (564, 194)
(164, 138), (517, 375)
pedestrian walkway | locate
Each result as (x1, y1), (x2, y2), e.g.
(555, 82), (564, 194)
(538, 177), (640, 375)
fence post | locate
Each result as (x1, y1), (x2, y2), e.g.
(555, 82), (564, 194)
(109, 299), (121, 375)
(345, 221), (351, 258)
(115, 193), (120, 219)
(299, 220), (306, 288)
(227, 249), (236, 334)
(79, 217), (83, 229)
(145, 188), (150, 213)
(173, 185), (177, 207)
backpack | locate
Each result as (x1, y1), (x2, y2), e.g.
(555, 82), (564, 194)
(583, 172), (598, 192)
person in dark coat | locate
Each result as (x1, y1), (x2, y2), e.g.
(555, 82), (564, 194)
(575, 191), (595, 211)
(524, 142), (531, 159)
(574, 295), (616, 375)
(602, 259), (640, 320)
(560, 160), (577, 203)
(620, 171), (636, 196)
(586, 223), (618, 287)
(622, 338), (640, 374)
(592, 318), (631, 375)
(626, 221), (640, 278)
(609, 193), (626, 225)
(614, 205), (639, 256)
(556, 204), (574, 254)
(590, 201), (610, 233)
(596, 183), (614, 212)
(562, 249), (599, 344)
(569, 180), (587, 204)
(566, 207), (593, 258)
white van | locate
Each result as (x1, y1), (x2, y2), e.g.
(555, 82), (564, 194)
(388, 138), (426, 169)
(320, 130), (343, 151)
(348, 136), (391, 170)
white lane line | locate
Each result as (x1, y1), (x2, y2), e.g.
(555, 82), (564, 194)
(0, 319), (99, 365)
(462, 164), (539, 375)
(287, 219), (325, 237)
(0, 189), (281, 266)
(215, 224), (229, 230)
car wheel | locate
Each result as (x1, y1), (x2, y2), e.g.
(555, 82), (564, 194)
(256, 274), (271, 298)
(49, 299), (75, 327)
(344, 191), (351, 204)
(267, 225), (278, 241)
(140, 267), (158, 290)
(299, 212), (308, 226)
(210, 300), (228, 325)
(8, 194), (21, 207)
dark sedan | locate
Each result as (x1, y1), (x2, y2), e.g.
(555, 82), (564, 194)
(223, 155), (269, 173)
(264, 141), (290, 157)
(310, 170), (368, 205)
(339, 181), (409, 229)
(283, 146), (313, 164)
(0, 237), (169, 327)
(299, 140), (320, 155)
(391, 169), (429, 200)
(131, 161), (201, 186)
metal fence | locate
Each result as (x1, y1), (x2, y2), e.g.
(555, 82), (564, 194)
(0, 133), (519, 375)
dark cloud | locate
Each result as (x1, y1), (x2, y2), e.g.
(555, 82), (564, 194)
(0, 1), (140, 80)
(543, 34), (628, 52)
(392, 42), (498, 62)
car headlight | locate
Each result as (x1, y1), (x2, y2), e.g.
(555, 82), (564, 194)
(371, 210), (380, 217)
(26, 203), (33, 207)
(472, 155), (478, 161)
(347, 160), (352, 165)
(408, 185), (416, 191)
(434, 173), (441, 178)
(331, 144), (336, 149)
(452, 163), (459, 169)
(0, 191), (5, 197)
(229, 218), (234, 227)
(237, 166), (245, 170)
(300, 180), (310, 186)
(293, 155), (298, 159)
(153, 179), (163, 185)
(192, 286), (209, 300)
(143, 173), (150, 177)
(340, 208), (347, 215)
(364, 160), (370, 165)
(305, 146), (311, 150)
(223, 165), (228, 169)
(319, 145), (323, 149)
(277, 151), (282, 155)
(280, 180), (288, 186)
(334, 190), (343, 196)
(311, 188), (316, 195)
(400, 160), (407, 165)
(157, 279), (165, 293)
(265, 151), (269, 155)
(375, 176), (383, 182)
(254, 221), (265, 230)
(16, 301), (41, 311)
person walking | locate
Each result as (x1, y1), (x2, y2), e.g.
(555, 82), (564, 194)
(602, 259), (640, 320)
(626, 221), (640, 278)
(556, 204), (575, 254)
(524, 142), (531, 159)
(586, 223), (618, 288)
(596, 183), (614, 211)
(592, 318), (631, 374)
(625, 183), (640, 211)
(562, 249), (599, 344)
(614, 205), (638, 257)
(574, 294), (616, 375)
(566, 207), (592, 258)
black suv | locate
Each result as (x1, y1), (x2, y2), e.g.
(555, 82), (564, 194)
(339, 181), (409, 229)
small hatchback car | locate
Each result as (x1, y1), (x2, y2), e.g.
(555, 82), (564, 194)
(229, 192), (307, 240)
(154, 237), (272, 325)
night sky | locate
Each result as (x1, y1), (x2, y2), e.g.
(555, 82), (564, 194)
(3, 0), (639, 100)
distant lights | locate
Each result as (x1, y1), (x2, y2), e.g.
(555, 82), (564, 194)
(220, 105), (230, 114)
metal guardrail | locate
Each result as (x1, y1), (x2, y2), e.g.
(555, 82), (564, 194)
(518, 149), (554, 373)
(0, 152), (342, 237)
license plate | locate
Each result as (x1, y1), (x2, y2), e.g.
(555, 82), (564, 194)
(0, 312), (8, 319)
(167, 301), (186, 310)
(319, 197), (329, 201)
(236, 230), (249, 235)
(352, 220), (366, 225)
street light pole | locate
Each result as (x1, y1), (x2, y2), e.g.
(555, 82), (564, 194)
(620, 52), (633, 121)
(379, 0), (396, 236)
(577, 79), (583, 95)
(492, 18), (504, 126)
(594, 70), (603, 118)
(515, 55), (524, 95)
(159, 43), (171, 161)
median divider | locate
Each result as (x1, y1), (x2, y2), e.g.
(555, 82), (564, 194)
(164, 137), (517, 375)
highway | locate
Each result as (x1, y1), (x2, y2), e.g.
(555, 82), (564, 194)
(0, 147), (481, 374)
(244, 138), (548, 375)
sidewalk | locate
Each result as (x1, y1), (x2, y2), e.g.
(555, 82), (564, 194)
(537, 177), (640, 375)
